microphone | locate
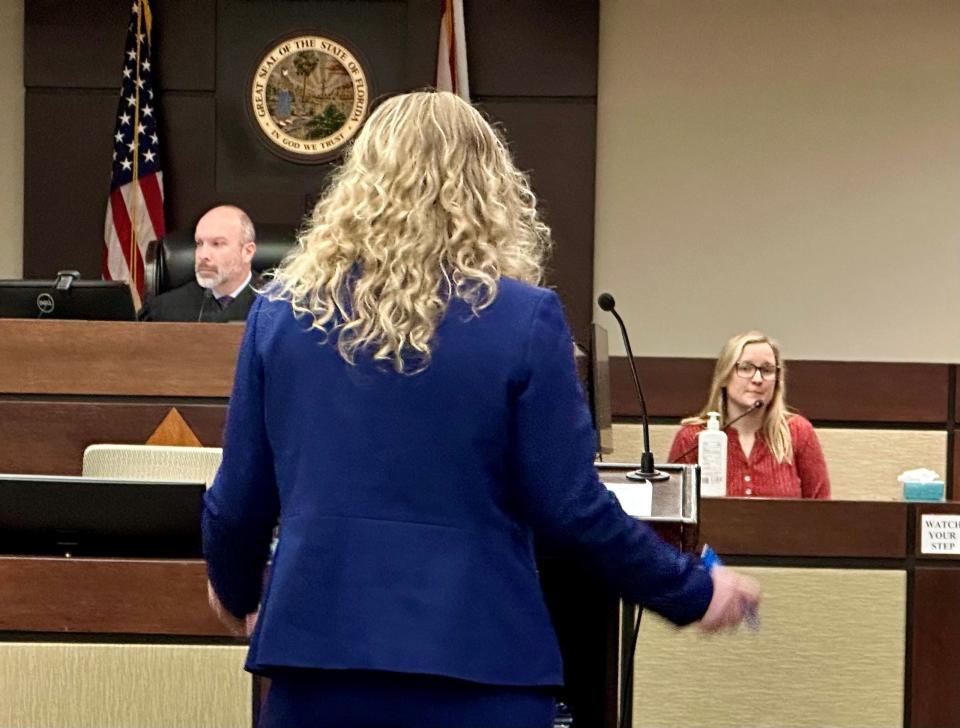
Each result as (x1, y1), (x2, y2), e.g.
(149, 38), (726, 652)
(671, 400), (765, 464)
(198, 288), (215, 323)
(597, 292), (668, 482)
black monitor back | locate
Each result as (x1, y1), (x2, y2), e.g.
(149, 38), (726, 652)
(589, 324), (614, 455)
(0, 475), (204, 557)
(0, 280), (136, 321)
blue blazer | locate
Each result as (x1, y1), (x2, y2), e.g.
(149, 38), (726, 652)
(203, 278), (712, 686)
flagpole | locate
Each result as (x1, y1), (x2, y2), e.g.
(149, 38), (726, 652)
(104, 0), (164, 300)
(128, 0), (145, 309)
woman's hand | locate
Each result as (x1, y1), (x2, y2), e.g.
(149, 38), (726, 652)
(700, 566), (761, 633)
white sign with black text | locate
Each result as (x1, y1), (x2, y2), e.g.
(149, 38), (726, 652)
(920, 514), (960, 555)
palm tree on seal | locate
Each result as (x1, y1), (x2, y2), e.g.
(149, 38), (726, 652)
(292, 51), (321, 112)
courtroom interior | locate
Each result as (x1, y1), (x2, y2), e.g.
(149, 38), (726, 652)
(1, 2), (959, 727)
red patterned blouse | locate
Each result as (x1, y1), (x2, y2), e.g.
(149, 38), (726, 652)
(667, 414), (831, 499)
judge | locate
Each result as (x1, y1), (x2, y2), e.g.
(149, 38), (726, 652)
(139, 204), (257, 322)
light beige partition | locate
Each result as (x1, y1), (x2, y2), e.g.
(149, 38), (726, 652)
(0, 0), (23, 279)
(632, 567), (906, 728)
(0, 643), (250, 728)
(612, 423), (947, 501)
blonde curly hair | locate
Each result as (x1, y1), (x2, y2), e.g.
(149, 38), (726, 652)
(267, 90), (553, 372)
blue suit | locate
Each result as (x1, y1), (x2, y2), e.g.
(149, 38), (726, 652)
(203, 278), (712, 689)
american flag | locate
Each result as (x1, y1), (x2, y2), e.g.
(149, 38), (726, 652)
(436, 0), (469, 100)
(103, 0), (165, 305)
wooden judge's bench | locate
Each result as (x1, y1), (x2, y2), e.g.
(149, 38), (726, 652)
(2, 319), (960, 728)
(0, 320), (250, 727)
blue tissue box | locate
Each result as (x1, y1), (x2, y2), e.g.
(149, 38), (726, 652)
(903, 481), (945, 502)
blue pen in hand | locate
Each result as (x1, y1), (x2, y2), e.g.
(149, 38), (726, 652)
(701, 544), (761, 630)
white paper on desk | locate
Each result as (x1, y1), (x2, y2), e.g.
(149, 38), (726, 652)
(605, 481), (653, 518)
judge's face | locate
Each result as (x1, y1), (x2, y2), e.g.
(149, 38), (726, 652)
(194, 207), (254, 292)
(725, 342), (778, 414)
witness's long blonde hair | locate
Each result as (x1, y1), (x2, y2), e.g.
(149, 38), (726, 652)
(682, 331), (794, 463)
(267, 91), (552, 372)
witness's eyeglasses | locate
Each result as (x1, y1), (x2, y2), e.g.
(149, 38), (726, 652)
(735, 362), (779, 381)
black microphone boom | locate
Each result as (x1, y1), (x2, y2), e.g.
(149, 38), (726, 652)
(671, 400), (765, 464)
(597, 292), (669, 482)
(197, 288), (215, 323)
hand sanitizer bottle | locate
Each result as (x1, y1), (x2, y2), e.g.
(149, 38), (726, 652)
(698, 411), (727, 497)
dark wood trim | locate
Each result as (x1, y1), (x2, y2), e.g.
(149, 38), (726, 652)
(950, 366), (958, 501)
(0, 320), (243, 397)
(954, 365), (960, 425)
(610, 357), (712, 420)
(910, 567), (960, 728)
(613, 356), (950, 424)
(953, 436), (960, 506)
(0, 556), (233, 637)
(904, 503), (917, 728)
(0, 400), (227, 475)
(699, 499), (908, 558)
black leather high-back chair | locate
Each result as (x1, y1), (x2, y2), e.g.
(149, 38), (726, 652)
(143, 223), (298, 300)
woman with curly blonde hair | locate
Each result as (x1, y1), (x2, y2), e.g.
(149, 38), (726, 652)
(669, 331), (830, 499)
(204, 91), (759, 728)
(268, 89), (551, 372)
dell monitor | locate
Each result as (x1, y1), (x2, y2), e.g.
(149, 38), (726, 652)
(0, 474), (204, 558)
(0, 279), (136, 321)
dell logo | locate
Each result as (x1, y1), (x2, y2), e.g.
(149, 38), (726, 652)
(36, 293), (55, 315)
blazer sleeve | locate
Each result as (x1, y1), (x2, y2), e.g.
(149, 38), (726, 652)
(202, 296), (280, 618)
(510, 291), (712, 626)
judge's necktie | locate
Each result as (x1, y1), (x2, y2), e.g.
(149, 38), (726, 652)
(216, 295), (234, 309)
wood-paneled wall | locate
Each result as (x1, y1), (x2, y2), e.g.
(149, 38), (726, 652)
(23, 0), (599, 340)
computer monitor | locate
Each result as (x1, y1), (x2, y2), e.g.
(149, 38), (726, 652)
(589, 324), (614, 455)
(0, 279), (136, 321)
(0, 474), (204, 557)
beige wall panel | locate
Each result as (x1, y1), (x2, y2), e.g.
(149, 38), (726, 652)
(0, 643), (250, 728)
(596, 0), (960, 362)
(633, 567), (905, 728)
(613, 423), (945, 500)
(816, 427), (945, 501)
(0, 0), (23, 278)
(609, 423), (682, 467)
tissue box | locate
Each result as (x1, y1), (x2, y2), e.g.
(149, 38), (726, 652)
(903, 481), (945, 502)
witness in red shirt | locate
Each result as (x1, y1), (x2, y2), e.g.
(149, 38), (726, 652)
(668, 331), (831, 499)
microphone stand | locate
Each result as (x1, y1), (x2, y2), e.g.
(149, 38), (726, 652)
(197, 289), (215, 323)
(597, 293), (668, 482)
